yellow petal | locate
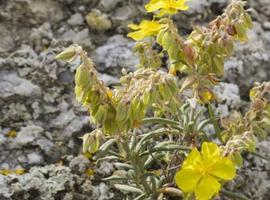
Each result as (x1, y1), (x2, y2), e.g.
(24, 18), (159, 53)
(195, 175), (221, 200)
(127, 20), (161, 41)
(210, 157), (236, 180)
(201, 142), (220, 162)
(128, 24), (140, 30)
(145, 0), (164, 12)
(157, 8), (178, 17)
(175, 168), (202, 193)
(183, 148), (203, 168)
(175, 0), (189, 10)
(140, 20), (162, 32)
(127, 30), (148, 41)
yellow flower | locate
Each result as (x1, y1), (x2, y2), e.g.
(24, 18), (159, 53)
(175, 142), (236, 200)
(145, 0), (189, 17)
(127, 20), (162, 41)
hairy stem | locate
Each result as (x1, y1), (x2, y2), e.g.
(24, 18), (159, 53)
(207, 103), (223, 144)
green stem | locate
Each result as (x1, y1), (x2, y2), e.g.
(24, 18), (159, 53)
(142, 117), (180, 126)
(221, 189), (250, 200)
(207, 103), (223, 144)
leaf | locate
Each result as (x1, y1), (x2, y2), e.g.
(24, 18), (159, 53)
(197, 118), (214, 131)
(103, 175), (127, 181)
(168, 43), (179, 61)
(114, 184), (143, 194)
(94, 138), (116, 159)
(135, 128), (168, 153)
(156, 28), (166, 45)
(134, 194), (146, 200)
(116, 103), (129, 124)
(80, 130), (102, 154)
(103, 109), (118, 134)
(166, 78), (179, 94)
(159, 83), (172, 100)
(114, 163), (133, 169)
(180, 77), (196, 92)
(235, 23), (248, 42)
(243, 13), (253, 29)
(93, 105), (107, 123)
(142, 92), (151, 106)
(213, 56), (224, 76)
(231, 152), (243, 168)
(249, 87), (257, 101)
(161, 31), (172, 51)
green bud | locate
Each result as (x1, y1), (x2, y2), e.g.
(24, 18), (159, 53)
(55, 47), (77, 61)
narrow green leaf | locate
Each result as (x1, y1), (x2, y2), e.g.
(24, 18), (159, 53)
(114, 184), (143, 194)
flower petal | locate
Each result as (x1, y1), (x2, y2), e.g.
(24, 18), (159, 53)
(127, 30), (148, 41)
(145, 0), (164, 12)
(127, 20), (161, 40)
(201, 142), (220, 162)
(183, 148), (203, 168)
(175, 0), (189, 10)
(195, 175), (221, 200)
(140, 21), (162, 32)
(157, 8), (178, 17)
(175, 168), (202, 193)
(128, 24), (140, 30)
(210, 157), (236, 180)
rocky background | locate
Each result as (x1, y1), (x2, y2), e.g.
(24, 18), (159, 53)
(0, 0), (269, 199)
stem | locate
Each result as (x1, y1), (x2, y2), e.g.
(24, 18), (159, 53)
(221, 189), (250, 200)
(142, 117), (180, 126)
(207, 103), (223, 144)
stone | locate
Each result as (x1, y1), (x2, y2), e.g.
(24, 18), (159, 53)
(93, 35), (138, 74)
(224, 22), (270, 98)
(63, 116), (90, 137)
(0, 71), (41, 98)
(67, 13), (84, 26)
(99, 0), (122, 12)
(213, 82), (241, 117)
(69, 155), (91, 174)
(0, 164), (113, 200)
(29, 23), (54, 52)
(113, 6), (133, 21)
(58, 70), (74, 84)
(50, 109), (76, 129)
(12, 125), (44, 147)
(99, 73), (119, 85)
(0, 134), (7, 146)
(27, 152), (44, 165)
(73, 29), (93, 49)
(0, 175), (12, 199)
